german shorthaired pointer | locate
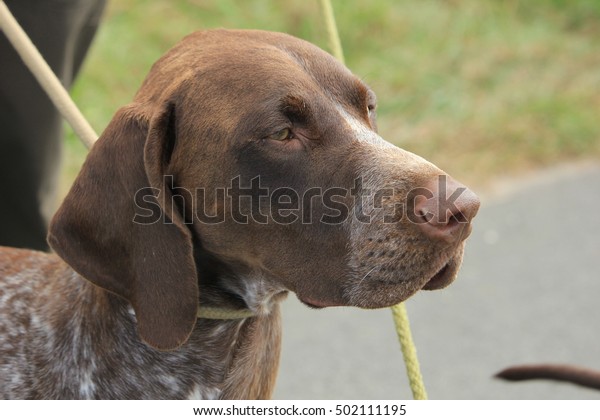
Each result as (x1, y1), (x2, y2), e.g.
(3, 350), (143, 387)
(0, 29), (480, 399)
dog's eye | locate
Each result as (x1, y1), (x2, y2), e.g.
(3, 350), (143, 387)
(367, 104), (376, 114)
(268, 128), (293, 141)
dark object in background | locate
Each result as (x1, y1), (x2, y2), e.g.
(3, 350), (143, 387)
(496, 364), (600, 391)
(0, 0), (105, 250)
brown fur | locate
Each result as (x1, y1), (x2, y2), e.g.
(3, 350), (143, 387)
(0, 29), (479, 399)
(496, 364), (600, 391)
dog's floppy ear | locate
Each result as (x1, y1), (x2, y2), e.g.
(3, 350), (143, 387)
(48, 102), (198, 351)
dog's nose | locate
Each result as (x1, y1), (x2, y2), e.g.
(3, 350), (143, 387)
(413, 175), (480, 243)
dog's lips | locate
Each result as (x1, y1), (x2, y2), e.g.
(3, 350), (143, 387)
(298, 296), (338, 309)
(421, 258), (458, 290)
(297, 251), (462, 309)
(298, 298), (327, 309)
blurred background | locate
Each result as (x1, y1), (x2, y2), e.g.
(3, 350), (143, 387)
(61, 0), (600, 193)
(57, 0), (599, 400)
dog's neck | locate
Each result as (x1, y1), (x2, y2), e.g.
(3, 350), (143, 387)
(194, 245), (289, 317)
(199, 269), (289, 317)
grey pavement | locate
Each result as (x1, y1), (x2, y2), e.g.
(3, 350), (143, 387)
(273, 162), (600, 399)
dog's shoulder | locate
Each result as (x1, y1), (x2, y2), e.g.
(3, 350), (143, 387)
(0, 246), (71, 302)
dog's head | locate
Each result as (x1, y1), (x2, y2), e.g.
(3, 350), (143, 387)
(49, 29), (479, 350)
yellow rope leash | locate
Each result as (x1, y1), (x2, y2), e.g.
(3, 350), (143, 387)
(197, 306), (254, 320)
(319, 0), (428, 400)
(318, 0), (345, 66)
(391, 304), (428, 399)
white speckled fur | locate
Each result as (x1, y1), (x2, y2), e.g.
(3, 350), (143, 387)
(0, 247), (280, 399)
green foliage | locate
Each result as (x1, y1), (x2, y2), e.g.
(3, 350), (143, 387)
(62, 0), (600, 191)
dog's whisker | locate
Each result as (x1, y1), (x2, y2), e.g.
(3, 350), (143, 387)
(359, 265), (377, 285)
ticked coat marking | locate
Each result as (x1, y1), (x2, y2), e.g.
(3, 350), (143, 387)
(0, 29), (479, 399)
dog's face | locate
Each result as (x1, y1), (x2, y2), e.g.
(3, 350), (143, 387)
(49, 30), (479, 350)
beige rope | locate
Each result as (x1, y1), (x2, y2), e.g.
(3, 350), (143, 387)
(0, 0), (98, 149)
(319, 0), (345, 65)
(197, 306), (254, 320)
(391, 303), (428, 399)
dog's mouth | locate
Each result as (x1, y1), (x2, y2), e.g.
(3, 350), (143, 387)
(299, 298), (329, 310)
(422, 260), (455, 290)
(298, 255), (461, 310)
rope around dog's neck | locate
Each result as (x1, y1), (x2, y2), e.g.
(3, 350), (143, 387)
(319, 0), (428, 400)
(197, 306), (254, 320)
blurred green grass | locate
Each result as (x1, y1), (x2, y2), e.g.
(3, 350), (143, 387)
(62, 0), (600, 194)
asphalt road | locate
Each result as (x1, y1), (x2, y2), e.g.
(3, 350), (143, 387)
(273, 162), (600, 400)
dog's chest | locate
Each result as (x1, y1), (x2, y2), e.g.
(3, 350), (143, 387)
(26, 308), (255, 399)
(0, 251), (283, 399)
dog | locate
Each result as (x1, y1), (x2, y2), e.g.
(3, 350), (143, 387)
(0, 29), (480, 399)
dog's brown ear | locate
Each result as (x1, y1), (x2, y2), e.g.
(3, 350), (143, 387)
(48, 102), (198, 351)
